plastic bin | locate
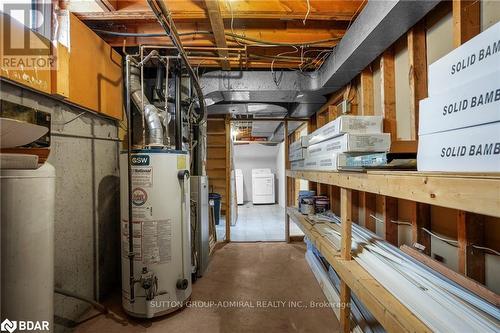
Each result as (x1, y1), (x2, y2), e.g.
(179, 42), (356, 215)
(209, 193), (222, 225)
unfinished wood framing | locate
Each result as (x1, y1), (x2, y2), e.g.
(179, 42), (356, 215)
(286, 170), (500, 218)
(457, 212), (486, 283)
(224, 116), (231, 241)
(407, 21), (428, 140)
(382, 196), (398, 246)
(410, 203), (432, 255)
(452, 0), (481, 47)
(204, 0), (230, 69)
(380, 48), (397, 141)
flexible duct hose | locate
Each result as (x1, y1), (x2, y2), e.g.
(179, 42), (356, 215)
(129, 65), (164, 146)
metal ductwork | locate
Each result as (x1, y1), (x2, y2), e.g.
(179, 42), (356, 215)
(130, 65), (164, 146)
(201, 0), (440, 118)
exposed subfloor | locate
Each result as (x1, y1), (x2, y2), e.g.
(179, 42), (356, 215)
(74, 242), (339, 333)
(217, 203), (303, 241)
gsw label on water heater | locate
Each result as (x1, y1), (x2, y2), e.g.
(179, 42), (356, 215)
(131, 155), (150, 166)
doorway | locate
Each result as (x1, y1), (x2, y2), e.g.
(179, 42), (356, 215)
(227, 119), (304, 241)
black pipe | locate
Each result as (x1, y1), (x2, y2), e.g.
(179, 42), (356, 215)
(175, 70), (182, 150)
(125, 56), (135, 303)
(155, 65), (165, 101)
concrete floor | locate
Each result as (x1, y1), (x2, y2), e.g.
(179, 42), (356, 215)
(75, 243), (339, 333)
(217, 203), (303, 242)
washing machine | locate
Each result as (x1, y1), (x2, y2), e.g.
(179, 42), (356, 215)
(235, 169), (244, 205)
(251, 168), (275, 204)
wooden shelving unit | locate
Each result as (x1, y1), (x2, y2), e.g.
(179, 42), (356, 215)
(287, 207), (431, 333)
(287, 170), (500, 218)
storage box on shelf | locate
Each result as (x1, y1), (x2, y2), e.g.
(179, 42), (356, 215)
(307, 115), (383, 146)
(418, 22), (500, 172)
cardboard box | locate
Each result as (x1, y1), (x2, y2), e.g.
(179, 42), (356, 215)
(289, 148), (306, 162)
(307, 115), (383, 146)
(307, 133), (391, 157)
(290, 136), (308, 151)
(290, 160), (305, 170)
(302, 153), (348, 171)
(428, 21), (500, 96)
(419, 71), (500, 135)
(417, 122), (500, 172)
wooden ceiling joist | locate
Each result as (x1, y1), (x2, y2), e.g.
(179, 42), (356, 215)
(204, 0), (230, 70)
(74, 0), (364, 22)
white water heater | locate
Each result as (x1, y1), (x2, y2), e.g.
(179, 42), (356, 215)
(120, 150), (192, 318)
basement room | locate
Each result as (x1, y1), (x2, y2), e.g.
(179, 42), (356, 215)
(0, 0), (499, 332)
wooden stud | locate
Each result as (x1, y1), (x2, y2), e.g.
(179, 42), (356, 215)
(380, 49), (397, 141)
(452, 0), (481, 48)
(340, 280), (351, 333)
(457, 211), (485, 283)
(360, 192), (376, 232)
(341, 187), (352, 333)
(408, 21), (428, 140)
(284, 120), (291, 243)
(224, 115), (231, 242)
(204, 0), (230, 70)
(382, 196), (398, 245)
(360, 68), (374, 116)
(409, 202), (431, 255)
(340, 188), (352, 260)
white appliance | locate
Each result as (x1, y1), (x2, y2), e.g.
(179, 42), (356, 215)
(1, 163), (55, 328)
(251, 168), (275, 204)
(120, 150), (192, 318)
(235, 169), (244, 205)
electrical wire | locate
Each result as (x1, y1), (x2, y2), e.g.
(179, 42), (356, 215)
(421, 227), (459, 247)
(303, 0), (311, 25)
(93, 29), (341, 47)
(471, 245), (500, 256)
(271, 46), (299, 86)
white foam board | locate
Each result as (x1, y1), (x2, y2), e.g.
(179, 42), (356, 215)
(417, 122), (500, 172)
(307, 115), (383, 146)
(307, 133), (391, 157)
(419, 71), (500, 135)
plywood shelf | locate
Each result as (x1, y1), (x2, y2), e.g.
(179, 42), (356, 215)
(286, 170), (500, 218)
(286, 207), (431, 333)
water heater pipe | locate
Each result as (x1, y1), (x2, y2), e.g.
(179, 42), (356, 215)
(129, 65), (164, 146)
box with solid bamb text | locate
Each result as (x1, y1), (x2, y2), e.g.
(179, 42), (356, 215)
(417, 122), (500, 172)
(428, 21), (500, 96)
(419, 71), (500, 135)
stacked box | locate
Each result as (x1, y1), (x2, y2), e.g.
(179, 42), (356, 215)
(306, 133), (391, 158)
(307, 115), (383, 146)
(290, 136), (309, 151)
(290, 160), (305, 170)
(302, 153), (347, 171)
(418, 22), (500, 172)
(289, 148), (307, 162)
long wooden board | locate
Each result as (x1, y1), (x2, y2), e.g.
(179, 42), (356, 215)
(286, 170), (500, 218)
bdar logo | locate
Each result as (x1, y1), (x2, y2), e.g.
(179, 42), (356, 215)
(1, 319), (17, 333)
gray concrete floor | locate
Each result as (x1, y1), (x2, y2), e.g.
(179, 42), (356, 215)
(74, 242), (339, 333)
(217, 203), (303, 242)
